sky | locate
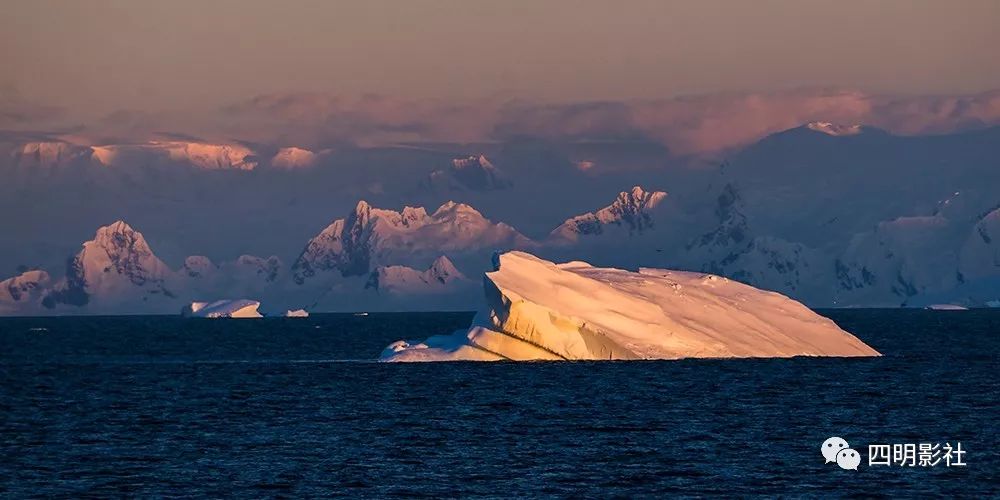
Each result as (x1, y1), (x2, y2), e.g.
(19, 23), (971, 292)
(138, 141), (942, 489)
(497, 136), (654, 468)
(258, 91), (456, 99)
(3, 0), (1000, 123)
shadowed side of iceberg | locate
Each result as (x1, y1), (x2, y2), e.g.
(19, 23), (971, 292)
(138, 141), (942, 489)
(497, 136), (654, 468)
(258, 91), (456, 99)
(380, 251), (881, 362)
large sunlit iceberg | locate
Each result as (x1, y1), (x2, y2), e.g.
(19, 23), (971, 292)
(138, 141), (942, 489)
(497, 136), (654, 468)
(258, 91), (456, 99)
(181, 299), (263, 318)
(381, 251), (880, 361)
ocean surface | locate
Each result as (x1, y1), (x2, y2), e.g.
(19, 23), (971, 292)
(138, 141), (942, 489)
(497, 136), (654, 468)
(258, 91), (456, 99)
(1, 310), (997, 497)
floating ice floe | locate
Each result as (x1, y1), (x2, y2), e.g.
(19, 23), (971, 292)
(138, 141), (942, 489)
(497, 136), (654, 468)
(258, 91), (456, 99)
(284, 309), (309, 318)
(381, 251), (880, 362)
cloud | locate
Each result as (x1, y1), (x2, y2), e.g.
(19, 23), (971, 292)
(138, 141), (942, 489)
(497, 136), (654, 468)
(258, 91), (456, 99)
(0, 84), (66, 129)
(11, 87), (1000, 156)
(217, 92), (501, 148)
(212, 88), (1000, 155)
(493, 101), (646, 142)
(493, 89), (1000, 155)
(868, 90), (1000, 134)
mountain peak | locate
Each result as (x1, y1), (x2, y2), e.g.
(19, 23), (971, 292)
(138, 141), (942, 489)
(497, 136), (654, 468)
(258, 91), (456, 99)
(433, 200), (480, 217)
(623, 185), (665, 205)
(104, 219), (134, 232)
(42, 221), (171, 309)
(551, 186), (668, 240)
(424, 154), (512, 192)
(87, 221), (163, 270)
(0, 269), (51, 308)
(365, 255), (469, 294)
(611, 186), (668, 214)
(429, 255), (460, 277)
(805, 121), (864, 136)
(401, 205), (429, 222)
(354, 200), (372, 213)
(452, 154), (493, 170)
(293, 200), (528, 282)
(270, 147), (317, 169)
(92, 220), (148, 251)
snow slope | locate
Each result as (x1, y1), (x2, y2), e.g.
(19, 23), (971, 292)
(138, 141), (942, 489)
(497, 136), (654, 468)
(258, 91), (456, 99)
(381, 251), (879, 361)
(836, 215), (963, 306)
(959, 207), (1000, 282)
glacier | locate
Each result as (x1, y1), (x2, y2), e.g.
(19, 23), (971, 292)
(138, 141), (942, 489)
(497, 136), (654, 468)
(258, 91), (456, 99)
(182, 299), (263, 318)
(381, 251), (880, 362)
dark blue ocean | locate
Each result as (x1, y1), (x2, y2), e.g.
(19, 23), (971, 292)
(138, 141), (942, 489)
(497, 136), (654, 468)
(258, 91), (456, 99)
(1, 310), (997, 497)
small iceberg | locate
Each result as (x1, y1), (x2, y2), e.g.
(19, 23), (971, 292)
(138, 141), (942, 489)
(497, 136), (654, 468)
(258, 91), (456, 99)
(182, 299), (263, 318)
(926, 304), (968, 311)
(381, 251), (880, 362)
(284, 309), (309, 318)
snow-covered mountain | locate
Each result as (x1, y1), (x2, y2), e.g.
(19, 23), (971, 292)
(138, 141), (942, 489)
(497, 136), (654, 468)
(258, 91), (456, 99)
(174, 254), (285, 304)
(6, 138), (323, 172)
(0, 217), (497, 315)
(959, 207), (1000, 282)
(270, 147), (318, 169)
(90, 141), (259, 170)
(155, 141), (258, 170)
(41, 221), (174, 312)
(805, 121), (865, 136)
(11, 141), (94, 170)
(0, 221), (284, 314)
(292, 200), (531, 283)
(549, 186), (668, 243)
(687, 183), (748, 252)
(365, 256), (470, 295)
(682, 181), (829, 299)
(2, 122), (1000, 313)
(835, 215), (962, 306)
(422, 154), (512, 191)
(0, 270), (51, 314)
(540, 182), (822, 299)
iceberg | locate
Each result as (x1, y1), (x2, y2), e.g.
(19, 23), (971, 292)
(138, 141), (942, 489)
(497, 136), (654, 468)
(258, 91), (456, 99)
(182, 299), (263, 318)
(381, 251), (880, 362)
(926, 304), (968, 311)
(284, 308), (310, 317)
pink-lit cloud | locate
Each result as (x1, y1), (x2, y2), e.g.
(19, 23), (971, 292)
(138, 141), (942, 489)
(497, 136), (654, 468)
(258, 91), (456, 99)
(0, 84), (66, 129)
(212, 88), (1000, 155)
(6, 88), (1000, 156)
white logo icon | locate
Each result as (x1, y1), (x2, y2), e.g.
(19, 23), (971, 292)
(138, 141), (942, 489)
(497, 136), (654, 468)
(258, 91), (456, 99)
(822, 436), (850, 464)
(836, 448), (861, 470)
